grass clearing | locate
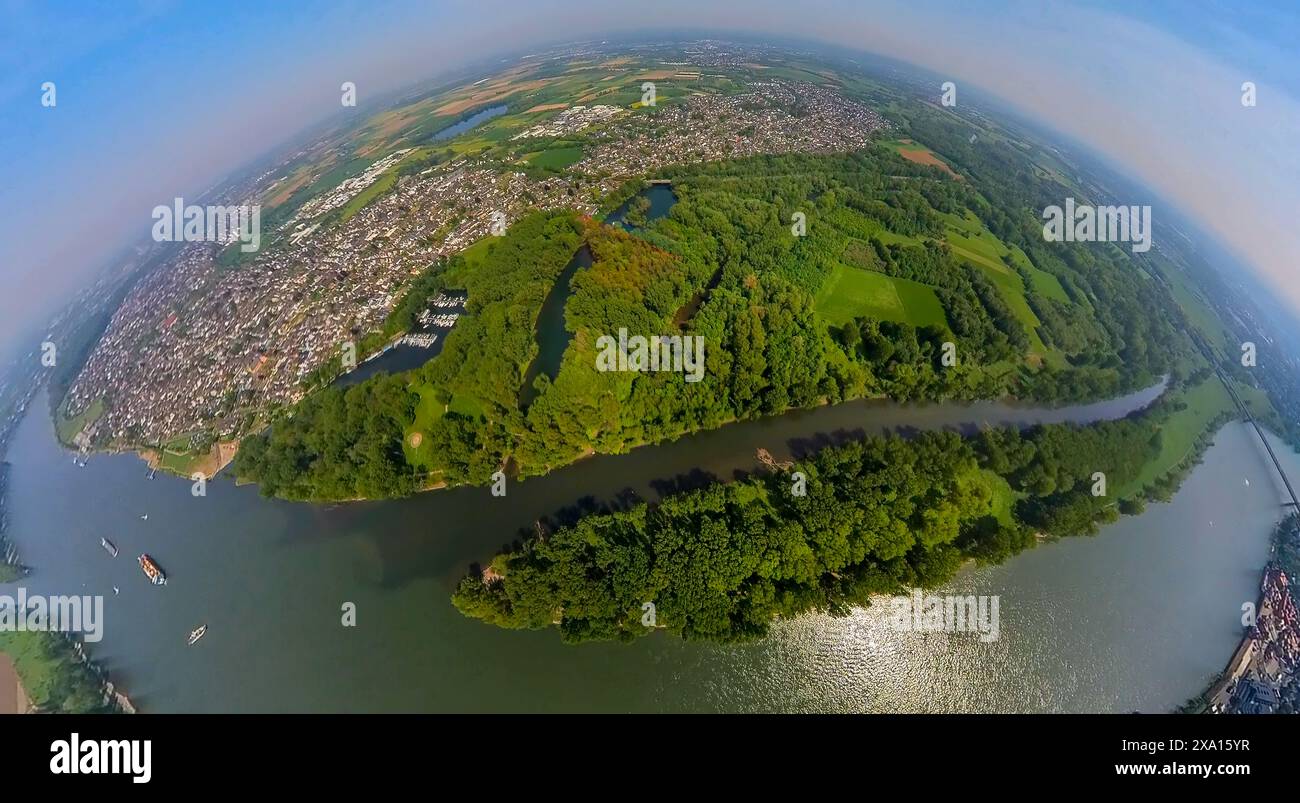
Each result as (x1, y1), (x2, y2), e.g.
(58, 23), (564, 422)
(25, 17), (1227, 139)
(403, 381), (446, 468)
(55, 397), (104, 445)
(158, 449), (209, 476)
(1005, 244), (1070, 304)
(443, 238), (495, 286)
(969, 469), (1020, 526)
(448, 393), (486, 419)
(814, 262), (946, 328)
(527, 146), (584, 170)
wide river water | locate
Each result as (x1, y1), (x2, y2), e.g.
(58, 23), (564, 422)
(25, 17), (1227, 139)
(1, 382), (1291, 712)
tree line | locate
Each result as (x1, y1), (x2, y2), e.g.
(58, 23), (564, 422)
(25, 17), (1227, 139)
(453, 397), (1195, 643)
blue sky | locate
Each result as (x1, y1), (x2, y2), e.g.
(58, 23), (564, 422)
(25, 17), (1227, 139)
(2, 0), (1298, 347)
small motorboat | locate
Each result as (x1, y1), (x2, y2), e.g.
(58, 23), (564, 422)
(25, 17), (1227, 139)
(100, 538), (118, 558)
(187, 625), (208, 645)
(140, 514), (149, 521)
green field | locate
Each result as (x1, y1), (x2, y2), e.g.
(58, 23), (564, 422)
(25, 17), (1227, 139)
(1118, 378), (1235, 497)
(54, 397), (104, 445)
(1000, 242), (1071, 303)
(941, 211), (1016, 271)
(943, 212), (1068, 301)
(1164, 264), (1233, 349)
(1029, 266), (1071, 303)
(448, 393), (486, 419)
(444, 238), (495, 285)
(403, 381), (446, 468)
(814, 262), (947, 328)
(158, 449), (208, 476)
(337, 166), (401, 223)
(1236, 381), (1284, 432)
(968, 468), (1020, 526)
(526, 146), (584, 170)
(154, 430), (211, 475)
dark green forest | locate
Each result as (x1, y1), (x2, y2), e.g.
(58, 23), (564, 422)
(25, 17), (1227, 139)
(453, 404), (1186, 643)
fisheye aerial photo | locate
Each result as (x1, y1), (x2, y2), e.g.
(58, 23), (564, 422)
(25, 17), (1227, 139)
(2, 0), (1298, 784)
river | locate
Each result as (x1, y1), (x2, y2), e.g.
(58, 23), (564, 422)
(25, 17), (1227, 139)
(0, 379), (1289, 712)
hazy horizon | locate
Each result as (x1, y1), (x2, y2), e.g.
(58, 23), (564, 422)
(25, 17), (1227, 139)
(3, 0), (1298, 351)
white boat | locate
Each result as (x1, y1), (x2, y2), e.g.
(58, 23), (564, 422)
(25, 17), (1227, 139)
(140, 514), (148, 521)
(100, 538), (119, 558)
(187, 625), (207, 645)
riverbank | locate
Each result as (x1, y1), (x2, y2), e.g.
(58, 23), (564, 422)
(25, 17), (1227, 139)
(1179, 515), (1300, 713)
(2, 382), (1286, 712)
(260, 372), (1176, 504)
(0, 463), (27, 581)
(453, 374), (1251, 645)
(137, 439), (239, 480)
(3, 398), (134, 713)
(0, 630), (132, 713)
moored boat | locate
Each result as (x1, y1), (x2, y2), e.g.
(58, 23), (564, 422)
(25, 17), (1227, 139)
(138, 554), (166, 585)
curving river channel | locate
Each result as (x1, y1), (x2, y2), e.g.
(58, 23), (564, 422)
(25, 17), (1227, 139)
(0, 379), (1291, 712)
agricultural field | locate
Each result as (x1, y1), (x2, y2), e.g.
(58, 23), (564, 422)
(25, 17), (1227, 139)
(814, 262), (947, 328)
(1162, 260), (1235, 350)
(880, 138), (961, 179)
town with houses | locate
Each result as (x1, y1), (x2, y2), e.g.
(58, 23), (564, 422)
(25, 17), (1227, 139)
(510, 103), (623, 141)
(1205, 558), (1300, 713)
(62, 76), (886, 457)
